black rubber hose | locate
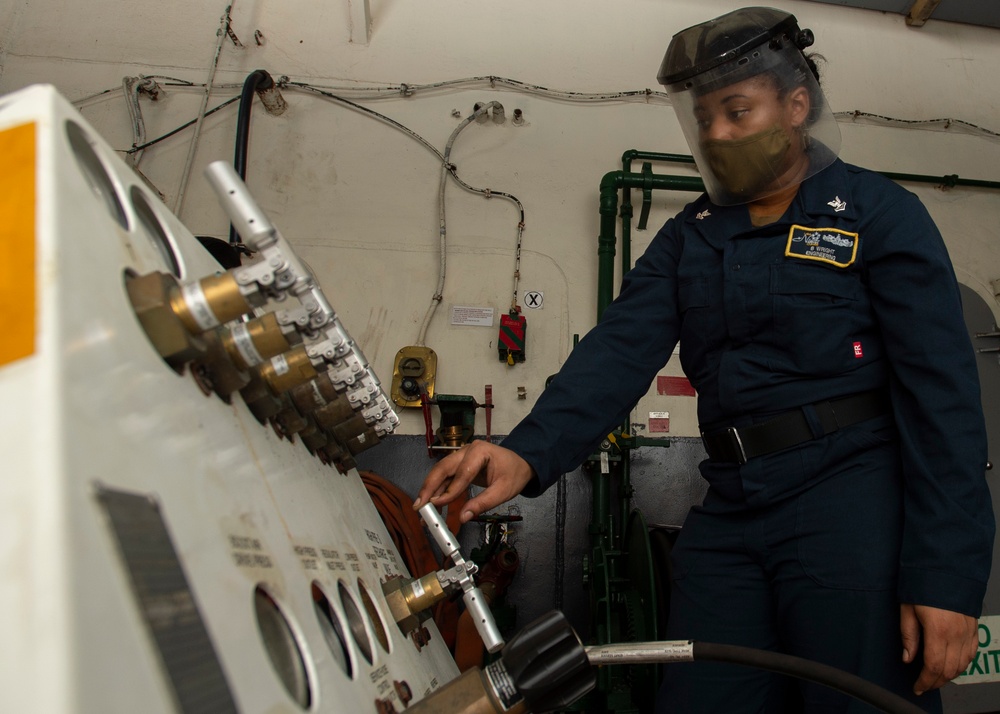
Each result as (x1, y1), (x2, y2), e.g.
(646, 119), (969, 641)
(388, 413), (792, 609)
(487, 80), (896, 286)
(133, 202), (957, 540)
(693, 642), (926, 714)
(230, 69), (274, 245)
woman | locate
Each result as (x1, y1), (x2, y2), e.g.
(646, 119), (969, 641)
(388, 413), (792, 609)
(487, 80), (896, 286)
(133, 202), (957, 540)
(416, 7), (993, 712)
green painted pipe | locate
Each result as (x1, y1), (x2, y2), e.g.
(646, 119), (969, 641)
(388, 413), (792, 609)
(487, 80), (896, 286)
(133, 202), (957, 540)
(598, 170), (704, 320)
(619, 152), (698, 281)
(880, 171), (1000, 190)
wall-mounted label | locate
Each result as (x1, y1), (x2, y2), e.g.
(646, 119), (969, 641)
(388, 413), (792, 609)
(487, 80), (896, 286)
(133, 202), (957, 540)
(523, 291), (544, 309)
(955, 615), (1000, 684)
(657, 376), (696, 397)
(649, 411), (670, 433)
(450, 305), (494, 327)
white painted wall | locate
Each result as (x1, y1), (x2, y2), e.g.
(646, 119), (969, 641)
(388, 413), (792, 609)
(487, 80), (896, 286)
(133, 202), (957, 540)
(2, 0), (1000, 438)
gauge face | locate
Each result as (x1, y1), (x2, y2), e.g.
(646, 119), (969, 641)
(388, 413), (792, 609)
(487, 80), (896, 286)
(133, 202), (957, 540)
(358, 578), (391, 654)
(253, 586), (312, 709)
(312, 582), (353, 677)
(339, 581), (374, 665)
(65, 120), (129, 230)
(130, 186), (181, 277)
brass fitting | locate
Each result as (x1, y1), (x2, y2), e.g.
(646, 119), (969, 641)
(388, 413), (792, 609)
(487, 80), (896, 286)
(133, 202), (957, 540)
(221, 312), (291, 372)
(169, 272), (252, 335)
(382, 573), (446, 636)
(331, 415), (380, 455)
(258, 345), (318, 395)
(313, 391), (357, 430)
(199, 329), (251, 397)
(289, 371), (341, 416)
(126, 271), (207, 369)
(239, 371), (284, 423)
(195, 312), (293, 399)
(298, 419), (329, 453)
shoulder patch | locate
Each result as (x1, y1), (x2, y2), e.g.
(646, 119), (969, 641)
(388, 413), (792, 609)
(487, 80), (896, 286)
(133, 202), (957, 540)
(785, 225), (858, 268)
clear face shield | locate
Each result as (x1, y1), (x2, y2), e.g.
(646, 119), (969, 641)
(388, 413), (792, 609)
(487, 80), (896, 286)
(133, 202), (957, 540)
(658, 8), (841, 206)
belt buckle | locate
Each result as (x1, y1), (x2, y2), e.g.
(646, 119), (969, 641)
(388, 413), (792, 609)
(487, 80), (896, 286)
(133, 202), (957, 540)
(726, 427), (748, 465)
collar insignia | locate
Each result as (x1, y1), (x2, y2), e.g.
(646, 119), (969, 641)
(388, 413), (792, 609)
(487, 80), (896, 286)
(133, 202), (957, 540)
(695, 209), (711, 220)
(827, 196), (847, 212)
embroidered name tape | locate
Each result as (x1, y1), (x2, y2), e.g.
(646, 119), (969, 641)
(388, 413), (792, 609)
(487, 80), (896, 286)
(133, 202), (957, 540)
(785, 225), (859, 268)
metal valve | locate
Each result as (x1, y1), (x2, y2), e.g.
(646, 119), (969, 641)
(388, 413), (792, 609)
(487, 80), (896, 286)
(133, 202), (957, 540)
(382, 503), (505, 653)
(419, 502), (504, 653)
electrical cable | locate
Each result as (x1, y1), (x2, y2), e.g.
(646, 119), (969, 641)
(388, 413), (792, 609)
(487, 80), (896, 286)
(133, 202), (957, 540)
(284, 83), (527, 346)
(127, 96), (241, 154)
(296, 75), (670, 104)
(230, 69), (273, 245)
(112, 78), (528, 299)
(416, 101), (496, 346)
(122, 76), (160, 168)
(584, 641), (926, 714)
(234, 70), (271, 182)
(72, 85), (123, 108)
(173, 1), (234, 216)
(509, 218), (525, 312)
(835, 110), (1000, 141)
(269, 84), (529, 324)
(74, 74), (1000, 143)
(287, 81), (445, 161)
(122, 77), (146, 168)
(98, 68), (1000, 336)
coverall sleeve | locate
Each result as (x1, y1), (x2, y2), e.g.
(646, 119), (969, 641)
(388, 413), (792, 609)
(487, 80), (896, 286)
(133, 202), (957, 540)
(501, 218), (684, 495)
(863, 191), (995, 617)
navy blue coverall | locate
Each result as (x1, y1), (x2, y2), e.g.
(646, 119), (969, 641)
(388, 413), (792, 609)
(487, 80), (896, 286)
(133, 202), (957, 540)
(501, 158), (995, 712)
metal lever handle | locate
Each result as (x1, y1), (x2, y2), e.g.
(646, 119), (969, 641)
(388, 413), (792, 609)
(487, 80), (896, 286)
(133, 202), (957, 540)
(204, 161), (280, 250)
(419, 503), (505, 653)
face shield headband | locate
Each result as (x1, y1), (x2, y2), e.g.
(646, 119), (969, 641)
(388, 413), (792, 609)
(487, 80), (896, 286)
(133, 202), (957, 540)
(657, 9), (842, 205)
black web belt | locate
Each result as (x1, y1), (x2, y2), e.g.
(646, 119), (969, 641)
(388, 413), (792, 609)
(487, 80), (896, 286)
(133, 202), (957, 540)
(700, 390), (889, 465)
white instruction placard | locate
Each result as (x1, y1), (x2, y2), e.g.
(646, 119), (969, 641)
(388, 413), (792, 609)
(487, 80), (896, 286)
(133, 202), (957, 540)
(450, 305), (495, 327)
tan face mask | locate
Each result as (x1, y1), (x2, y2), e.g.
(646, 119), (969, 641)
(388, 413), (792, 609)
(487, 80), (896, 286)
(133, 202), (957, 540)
(701, 124), (792, 200)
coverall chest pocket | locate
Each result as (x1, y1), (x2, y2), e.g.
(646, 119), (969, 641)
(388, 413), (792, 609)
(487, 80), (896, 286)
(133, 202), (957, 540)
(770, 263), (865, 373)
(679, 276), (710, 312)
(678, 275), (724, 383)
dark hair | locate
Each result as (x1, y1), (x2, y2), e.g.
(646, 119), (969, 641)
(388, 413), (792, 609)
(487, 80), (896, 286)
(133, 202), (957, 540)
(759, 51), (826, 126)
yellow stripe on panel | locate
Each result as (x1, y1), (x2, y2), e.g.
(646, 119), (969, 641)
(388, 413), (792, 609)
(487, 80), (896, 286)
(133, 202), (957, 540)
(0, 122), (37, 367)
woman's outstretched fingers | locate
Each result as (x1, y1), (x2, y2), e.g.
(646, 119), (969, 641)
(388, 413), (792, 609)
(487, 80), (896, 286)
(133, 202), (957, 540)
(413, 447), (473, 509)
(413, 442), (535, 522)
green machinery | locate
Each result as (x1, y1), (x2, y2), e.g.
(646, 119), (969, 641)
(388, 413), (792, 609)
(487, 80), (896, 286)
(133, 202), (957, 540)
(570, 153), (704, 714)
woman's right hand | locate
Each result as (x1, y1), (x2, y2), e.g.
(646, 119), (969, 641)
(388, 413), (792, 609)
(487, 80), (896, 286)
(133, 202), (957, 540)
(413, 441), (535, 524)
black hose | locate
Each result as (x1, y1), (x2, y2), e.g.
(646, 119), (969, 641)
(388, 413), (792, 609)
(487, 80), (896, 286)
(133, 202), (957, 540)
(693, 642), (926, 714)
(230, 69), (274, 245)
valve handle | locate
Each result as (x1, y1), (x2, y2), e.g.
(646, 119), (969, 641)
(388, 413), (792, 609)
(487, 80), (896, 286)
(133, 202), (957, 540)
(419, 503), (504, 653)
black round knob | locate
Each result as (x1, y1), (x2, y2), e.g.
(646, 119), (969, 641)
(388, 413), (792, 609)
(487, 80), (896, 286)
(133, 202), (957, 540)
(400, 377), (421, 398)
(500, 610), (594, 713)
